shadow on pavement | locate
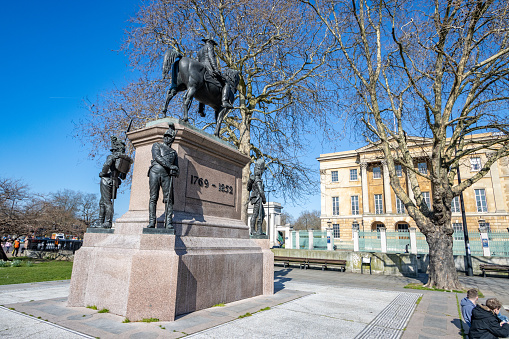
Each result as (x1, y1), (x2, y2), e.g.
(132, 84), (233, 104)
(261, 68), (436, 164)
(274, 268), (292, 292)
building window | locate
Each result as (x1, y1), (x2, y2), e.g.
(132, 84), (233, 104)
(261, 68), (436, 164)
(453, 223), (463, 240)
(374, 194), (383, 214)
(351, 196), (359, 215)
(333, 224), (340, 238)
(332, 197), (340, 215)
(470, 157), (481, 171)
(418, 162), (428, 174)
(331, 171), (338, 182)
(397, 223), (409, 232)
(395, 164), (402, 177)
(423, 192), (430, 209)
(350, 169), (358, 181)
(451, 196), (461, 213)
(475, 189), (488, 212)
(396, 197), (405, 214)
(373, 166), (381, 179)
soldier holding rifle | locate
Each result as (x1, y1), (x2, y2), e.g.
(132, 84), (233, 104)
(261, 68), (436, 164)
(147, 123), (179, 229)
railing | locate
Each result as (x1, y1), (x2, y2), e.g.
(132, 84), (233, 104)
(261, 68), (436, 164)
(286, 229), (509, 257)
(386, 231), (410, 253)
(313, 231), (327, 250)
(359, 231), (381, 252)
(27, 239), (83, 254)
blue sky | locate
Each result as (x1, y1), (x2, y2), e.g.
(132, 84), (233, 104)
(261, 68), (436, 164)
(0, 1), (356, 220)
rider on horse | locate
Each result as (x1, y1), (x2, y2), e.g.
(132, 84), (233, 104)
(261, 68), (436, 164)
(197, 35), (233, 110)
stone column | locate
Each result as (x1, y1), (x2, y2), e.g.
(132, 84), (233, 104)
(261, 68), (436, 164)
(379, 227), (387, 253)
(409, 227), (418, 255)
(353, 229), (359, 252)
(382, 161), (393, 214)
(326, 228), (334, 251)
(360, 162), (370, 214)
(295, 231), (300, 250)
(285, 228), (292, 249)
(308, 230), (314, 250)
(480, 231), (490, 257)
(489, 156), (506, 212)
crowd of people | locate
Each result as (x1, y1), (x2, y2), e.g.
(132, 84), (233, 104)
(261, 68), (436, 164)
(1, 236), (31, 257)
(461, 288), (509, 338)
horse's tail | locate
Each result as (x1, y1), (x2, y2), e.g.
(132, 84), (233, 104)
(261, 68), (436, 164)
(162, 49), (182, 79)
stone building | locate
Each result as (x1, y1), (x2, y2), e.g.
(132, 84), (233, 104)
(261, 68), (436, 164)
(318, 133), (509, 241)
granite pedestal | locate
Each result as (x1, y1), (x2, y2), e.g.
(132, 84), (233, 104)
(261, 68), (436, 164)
(68, 118), (274, 321)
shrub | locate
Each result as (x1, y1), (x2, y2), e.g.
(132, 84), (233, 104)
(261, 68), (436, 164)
(0, 260), (9, 267)
(11, 260), (22, 267)
(25, 261), (34, 267)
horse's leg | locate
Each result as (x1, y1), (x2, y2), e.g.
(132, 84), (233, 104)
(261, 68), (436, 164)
(198, 103), (206, 117)
(182, 86), (196, 122)
(215, 107), (228, 137)
(162, 88), (178, 117)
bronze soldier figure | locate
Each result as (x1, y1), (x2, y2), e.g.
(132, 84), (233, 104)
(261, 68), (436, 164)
(95, 136), (132, 228)
(147, 123), (179, 229)
(247, 159), (266, 235)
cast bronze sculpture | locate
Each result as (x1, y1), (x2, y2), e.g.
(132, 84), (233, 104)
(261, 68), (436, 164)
(147, 123), (179, 229)
(161, 35), (240, 137)
(94, 136), (132, 228)
(247, 158), (266, 236)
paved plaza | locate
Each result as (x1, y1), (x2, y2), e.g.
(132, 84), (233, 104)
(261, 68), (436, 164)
(1, 266), (509, 338)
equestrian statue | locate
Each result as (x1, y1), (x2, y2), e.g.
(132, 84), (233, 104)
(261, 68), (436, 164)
(162, 35), (240, 137)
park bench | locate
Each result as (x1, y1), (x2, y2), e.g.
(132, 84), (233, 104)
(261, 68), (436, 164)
(274, 256), (308, 269)
(304, 258), (347, 271)
(480, 264), (509, 278)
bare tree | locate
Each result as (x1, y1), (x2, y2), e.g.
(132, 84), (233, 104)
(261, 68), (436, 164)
(293, 210), (321, 230)
(304, 0), (509, 289)
(0, 178), (31, 260)
(78, 0), (337, 222)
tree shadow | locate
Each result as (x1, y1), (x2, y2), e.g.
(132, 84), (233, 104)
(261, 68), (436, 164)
(274, 268), (292, 293)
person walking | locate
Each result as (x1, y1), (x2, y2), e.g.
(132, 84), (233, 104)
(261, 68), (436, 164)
(12, 239), (20, 257)
(5, 240), (11, 256)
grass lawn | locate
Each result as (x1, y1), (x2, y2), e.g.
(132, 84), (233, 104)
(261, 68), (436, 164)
(0, 259), (73, 285)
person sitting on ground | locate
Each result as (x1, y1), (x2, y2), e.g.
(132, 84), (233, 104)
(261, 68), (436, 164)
(469, 298), (509, 339)
(462, 289), (479, 329)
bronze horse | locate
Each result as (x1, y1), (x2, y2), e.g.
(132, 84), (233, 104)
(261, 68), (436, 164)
(162, 49), (239, 137)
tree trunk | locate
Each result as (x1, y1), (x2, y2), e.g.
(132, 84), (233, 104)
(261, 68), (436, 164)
(238, 112), (252, 225)
(424, 230), (462, 290)
(0, 243), (8, 261)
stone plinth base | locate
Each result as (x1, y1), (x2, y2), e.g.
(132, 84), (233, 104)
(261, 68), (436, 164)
(68, 225), (273, 321)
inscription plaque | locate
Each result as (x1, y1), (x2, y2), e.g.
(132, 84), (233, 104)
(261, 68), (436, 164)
(185, 159), (236, 207)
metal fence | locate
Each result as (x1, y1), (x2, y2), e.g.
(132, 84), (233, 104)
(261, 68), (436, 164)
(27, 239), (83, 254)
(289, 229), (509, 257)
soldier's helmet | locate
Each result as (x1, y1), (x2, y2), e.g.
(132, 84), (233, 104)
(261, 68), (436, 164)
(164, 123), (177, 138)
(202, 34), (218, 46)
(254, 158), (265, 176)
(110, 136), (126, 153)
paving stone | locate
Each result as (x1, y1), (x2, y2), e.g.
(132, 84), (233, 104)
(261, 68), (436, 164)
(129, 331), (160, 339)
(423, 316), (447, 329)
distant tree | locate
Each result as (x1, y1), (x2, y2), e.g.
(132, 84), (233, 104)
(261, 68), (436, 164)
(304, 0), (509, 289)
(79, 0), (336, 222)
(0, 178), (31, 260)
(293, 210), (321, 231)
(279, 211), (294, 226)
